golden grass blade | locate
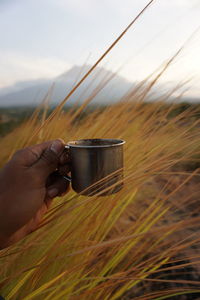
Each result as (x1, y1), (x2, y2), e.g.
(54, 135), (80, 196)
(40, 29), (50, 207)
(27, 0), (155, 142)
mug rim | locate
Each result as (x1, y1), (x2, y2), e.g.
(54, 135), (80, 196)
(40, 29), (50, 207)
(67, 138), (125, 148)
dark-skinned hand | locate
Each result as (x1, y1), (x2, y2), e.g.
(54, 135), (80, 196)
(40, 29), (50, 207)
(0, 139), (70, 249)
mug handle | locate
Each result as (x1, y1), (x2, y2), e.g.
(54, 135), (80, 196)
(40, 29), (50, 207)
(63, 145), (72, 182)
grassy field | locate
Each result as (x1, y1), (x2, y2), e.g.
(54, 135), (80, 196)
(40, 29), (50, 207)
(1, 96), (200, 299)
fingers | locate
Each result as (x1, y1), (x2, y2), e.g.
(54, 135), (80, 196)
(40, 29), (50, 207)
(31, 140), (66, 177)
(60, 148), (70, 165)
(13, 139), (67, 167)
(45, 168), (71, 209)
(58, 164), (71, 176)
(29, 139), (65, 162)
(47, 173), (70, 199)
(12, 139), (71, 182)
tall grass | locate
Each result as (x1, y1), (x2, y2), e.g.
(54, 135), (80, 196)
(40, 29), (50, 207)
(1, 1), (200, 299)
(1, 88), (200, 299)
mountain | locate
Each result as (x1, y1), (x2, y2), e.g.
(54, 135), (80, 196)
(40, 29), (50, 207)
(0, 65), (133, 107)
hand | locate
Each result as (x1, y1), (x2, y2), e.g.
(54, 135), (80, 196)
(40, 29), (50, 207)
(0, 139), (70, 249)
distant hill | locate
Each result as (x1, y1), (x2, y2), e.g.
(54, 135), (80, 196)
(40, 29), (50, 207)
(0, 65), (133, 107)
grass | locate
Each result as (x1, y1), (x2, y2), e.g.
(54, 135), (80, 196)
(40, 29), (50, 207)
(1, 97), (200, 299)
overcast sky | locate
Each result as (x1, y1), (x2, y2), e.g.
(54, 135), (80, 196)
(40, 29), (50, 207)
(0, 0), (200, 97)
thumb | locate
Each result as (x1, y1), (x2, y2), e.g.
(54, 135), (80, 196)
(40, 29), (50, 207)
(32, 140), (65, 177)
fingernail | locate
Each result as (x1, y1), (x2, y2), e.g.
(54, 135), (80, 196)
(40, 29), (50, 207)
(50, 140), (64, 155)
(48, 188), (59, 198)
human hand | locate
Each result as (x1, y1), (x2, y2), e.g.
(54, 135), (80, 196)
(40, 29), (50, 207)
(0, 139), (70, 249)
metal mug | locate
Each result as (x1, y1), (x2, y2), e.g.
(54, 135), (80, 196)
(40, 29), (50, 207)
(64, 139), (125, 196)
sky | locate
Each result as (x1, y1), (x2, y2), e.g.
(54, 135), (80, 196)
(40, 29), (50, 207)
(0, 0), (200, 98)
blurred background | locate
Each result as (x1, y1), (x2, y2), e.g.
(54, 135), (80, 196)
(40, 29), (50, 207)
(0, 0), (200, 107)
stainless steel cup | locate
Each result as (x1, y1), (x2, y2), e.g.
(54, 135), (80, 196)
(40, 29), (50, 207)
(65, 139), (125, 196)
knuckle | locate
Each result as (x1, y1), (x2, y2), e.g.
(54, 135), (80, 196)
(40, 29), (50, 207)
(27, 148), (40, 161)
(12, 148), (40, 167)
(12, 149), (26, 161)
(41, 149), (58, 165)
(14, 149), (25, 157)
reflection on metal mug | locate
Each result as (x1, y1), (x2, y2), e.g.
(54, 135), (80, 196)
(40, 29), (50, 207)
(64, 139), (125, 196)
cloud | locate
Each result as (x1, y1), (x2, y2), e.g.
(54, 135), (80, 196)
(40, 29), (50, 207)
(0, 53), (71, 88)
